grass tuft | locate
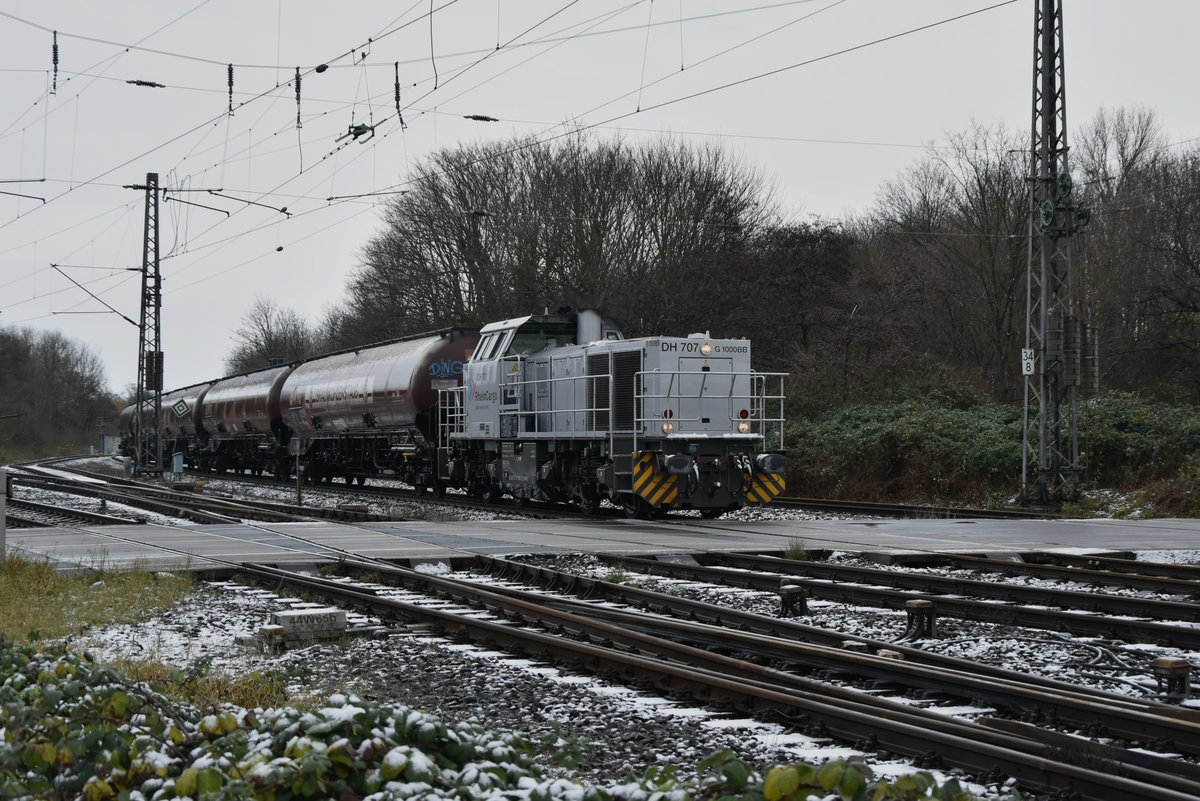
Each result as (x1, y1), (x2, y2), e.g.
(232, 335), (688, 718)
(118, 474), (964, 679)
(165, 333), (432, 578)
(0, 555), (193, 643)
(109, 657), (296, 711)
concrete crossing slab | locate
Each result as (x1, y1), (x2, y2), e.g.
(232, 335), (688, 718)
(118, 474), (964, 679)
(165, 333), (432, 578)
(7, 515), (1200, 572)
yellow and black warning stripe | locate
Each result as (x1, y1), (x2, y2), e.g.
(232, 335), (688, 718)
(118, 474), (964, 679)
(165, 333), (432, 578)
(632, 451), (679, 508)
(743, 470), (786, 505)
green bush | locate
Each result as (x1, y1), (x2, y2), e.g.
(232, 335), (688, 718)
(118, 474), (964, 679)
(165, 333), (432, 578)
(786, 390), (1200, 506)
(0, 640), (988, 800)
(1078, 392), (1200, 486)
(787, 397), (1022, 503)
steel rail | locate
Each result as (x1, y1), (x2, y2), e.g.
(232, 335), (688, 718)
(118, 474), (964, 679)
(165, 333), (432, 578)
(920, 552), (1200, 596)
(772, 496), (1056, 520)
(180, 467), (593, 519)
(1031, 552), (1200, 583)
(4, 497), (144, 527)
(238, 561), (1199, 801)
(476, 555), (1138, 699)
(702, 552), (1200, 622)
(602, 553), (1200, 649)
(408, 559), (1200, 757)
(14, 469), (398, 524)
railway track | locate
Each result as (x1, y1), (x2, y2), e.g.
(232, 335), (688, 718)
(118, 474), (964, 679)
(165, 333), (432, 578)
(181, 466), (589, 519)
(771, 495), (1057, 519)
(10, 464), (416, 525)
(231, 560), (1200, 800)
(3, 497), (142, 528)
(600, 552), (1200, 649)
(17, 457), (1060, 523)
(466, 557), (1200, 754)
(911, 551), (1200, 596)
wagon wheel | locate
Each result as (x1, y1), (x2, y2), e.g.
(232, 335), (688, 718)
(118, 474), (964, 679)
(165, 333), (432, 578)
(432, 480), (447, 498)
(575, 494), (600, 516)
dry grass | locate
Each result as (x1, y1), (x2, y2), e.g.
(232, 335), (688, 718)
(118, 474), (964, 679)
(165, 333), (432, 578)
(110, 658), (294, 711)
(0, 555), (193, 642)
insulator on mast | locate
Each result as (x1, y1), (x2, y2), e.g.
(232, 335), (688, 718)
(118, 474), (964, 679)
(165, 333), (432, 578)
(295, 67), (302, 129)
(51, 31), (59, 94)
(394, 61), (407, 130)
(227, 63), (234, 114)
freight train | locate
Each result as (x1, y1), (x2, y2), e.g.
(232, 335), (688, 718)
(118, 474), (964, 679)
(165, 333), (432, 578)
(119, 309), (787, 518)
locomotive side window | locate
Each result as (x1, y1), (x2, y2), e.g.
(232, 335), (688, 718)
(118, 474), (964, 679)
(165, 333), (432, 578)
(473, 333), (500, 361)
(509, 331), (547, 356)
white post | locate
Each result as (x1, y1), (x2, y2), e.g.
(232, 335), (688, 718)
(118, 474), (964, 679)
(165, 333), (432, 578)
(0, 468), (7, 562)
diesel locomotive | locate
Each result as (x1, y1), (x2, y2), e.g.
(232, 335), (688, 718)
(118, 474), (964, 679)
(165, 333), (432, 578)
(120, 309), (787, 518)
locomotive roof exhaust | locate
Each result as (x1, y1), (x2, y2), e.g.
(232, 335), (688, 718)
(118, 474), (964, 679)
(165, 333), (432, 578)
(577, 309), (602, 345)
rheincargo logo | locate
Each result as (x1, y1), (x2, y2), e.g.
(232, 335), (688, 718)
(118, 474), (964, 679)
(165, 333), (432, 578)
(429, 360), (465, 378)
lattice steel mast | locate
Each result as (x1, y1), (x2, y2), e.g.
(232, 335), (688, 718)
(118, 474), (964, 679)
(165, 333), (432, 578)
(132, 172), (163, 476)
(1020, 0), (1096, 506)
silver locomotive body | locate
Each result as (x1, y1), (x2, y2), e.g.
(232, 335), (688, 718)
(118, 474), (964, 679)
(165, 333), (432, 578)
(440, 311), (786, 517)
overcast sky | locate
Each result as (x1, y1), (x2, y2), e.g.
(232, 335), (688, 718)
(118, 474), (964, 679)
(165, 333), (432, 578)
(2, 0), (1198, 395)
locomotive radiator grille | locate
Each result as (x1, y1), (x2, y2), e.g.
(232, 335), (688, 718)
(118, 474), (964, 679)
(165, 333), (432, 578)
(632, 451), (679, 508)
(742, 470), (786, 505)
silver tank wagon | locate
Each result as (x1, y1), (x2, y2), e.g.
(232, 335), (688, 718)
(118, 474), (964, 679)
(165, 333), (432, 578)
(280, 329), (479, 486)
(200, 366), (295, 475)
(282, 330), (478, 436)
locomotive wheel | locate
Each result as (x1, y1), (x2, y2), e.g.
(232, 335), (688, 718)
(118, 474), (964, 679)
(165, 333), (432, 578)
(621, 495), (651, 520)
(485, 484), (503, 504)
(356, 476), (366, 486)
(699, 507), (726, 520)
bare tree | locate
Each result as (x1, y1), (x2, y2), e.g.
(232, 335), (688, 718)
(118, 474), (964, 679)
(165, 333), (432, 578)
(0, 327), (111, 456)
(868, 123), (1028, 400)
(334, 134), (773, 340)
(224, 296), (322, 374)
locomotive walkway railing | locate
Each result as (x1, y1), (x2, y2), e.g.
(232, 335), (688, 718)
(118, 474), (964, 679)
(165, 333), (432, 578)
(440, 367), (786, 452)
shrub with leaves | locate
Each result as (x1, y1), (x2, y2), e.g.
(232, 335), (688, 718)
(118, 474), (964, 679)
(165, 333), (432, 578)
(787, 390), (1200, 506)
(0, 640), (987, 800)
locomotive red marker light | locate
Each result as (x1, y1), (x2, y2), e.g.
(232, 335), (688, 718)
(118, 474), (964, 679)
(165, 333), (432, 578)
(739, 409), (749, 419)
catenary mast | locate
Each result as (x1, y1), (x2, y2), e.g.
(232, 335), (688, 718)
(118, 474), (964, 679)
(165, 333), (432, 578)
(1019, 0), (1097, 507)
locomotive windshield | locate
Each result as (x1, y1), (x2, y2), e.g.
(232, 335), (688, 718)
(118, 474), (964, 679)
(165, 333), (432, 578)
(471, 317), (579, 361)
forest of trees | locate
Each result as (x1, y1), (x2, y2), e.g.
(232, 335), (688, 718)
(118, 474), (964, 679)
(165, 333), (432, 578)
(0, 328), (114, 458)
(230, 109), (1200, 416)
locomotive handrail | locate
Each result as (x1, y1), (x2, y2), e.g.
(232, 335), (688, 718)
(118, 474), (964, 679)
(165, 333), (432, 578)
(451, 364), (785, 453)
(495, 371), (628, 443)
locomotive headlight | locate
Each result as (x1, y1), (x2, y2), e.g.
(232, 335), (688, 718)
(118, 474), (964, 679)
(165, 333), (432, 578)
(738, 421), (751, 433)
(662, 421), (675, 433)
(700, 342), (713, 355)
